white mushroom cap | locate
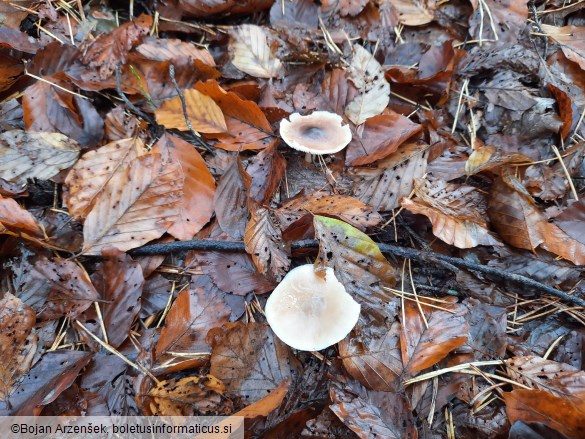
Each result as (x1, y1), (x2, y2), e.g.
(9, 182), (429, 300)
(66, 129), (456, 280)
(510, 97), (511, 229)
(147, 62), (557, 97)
(279, 111), (352, 154)
(265, 264), (360, 351)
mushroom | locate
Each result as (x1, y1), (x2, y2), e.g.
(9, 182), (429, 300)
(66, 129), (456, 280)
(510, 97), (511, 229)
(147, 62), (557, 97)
(264, 264), (360, 351)
(279, 111), (352, 162)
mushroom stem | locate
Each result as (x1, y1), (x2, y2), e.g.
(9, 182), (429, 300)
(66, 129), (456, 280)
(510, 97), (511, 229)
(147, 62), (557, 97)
(304, 152), (313, 163)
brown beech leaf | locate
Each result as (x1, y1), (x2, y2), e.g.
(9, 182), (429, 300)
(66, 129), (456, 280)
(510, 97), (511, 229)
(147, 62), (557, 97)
(214, 157), (249, 240)
(0, 195), (43, 238)
(27, 257), (98, 321)
(345, 44), (390, 125)
(400, 297), (468, 374)
(154, 89), (227, 133)
(464, 298), (507, 360)
(465, 145), (530, 176)
(153, 134), (215, 240)
(0, 293), (36, 403)
(194, 251), (276, 296)
(136, 37), (216, 66)
(488, 174), (585, 264)
(401, 179), (502, 248)
(155, 287), (231, 371)
(505, 356), (585, 400)
(554, 199), (585, 245)
(0, 130), (80, 184)
(503, 389), (585, 439)
(82, 153), (183, 255)
(195, 80), (277, 151)
(178, 0), (273, 17)
(1, 350), (92, 415)
(469, 0), (527, 43)
(329, 379), (417, 438)
(64, 138), (148, 221)
(314, 216), (396, 318)
(0, 1), (34, 28)
(208, 322), (301, 404)
(91, 248), (143, 348)
(234, 378), (291, 418)
(22, 79), (104, 147)
(244, 204), (290, 281)
(345, 111), (422, 166)
(146, 375), (233, 416)
(352, 142), (429, 211)
(82, 14), (153, 80)
(339, 317), (403, 391)
(339, 0), (369, 16)
(541, 24), (585, 71)
(277, 192), (381, 232)
(247, 144), (286, 205)
(230, 24), (283, 79)
(548, 83), (573, 139)
(389, 0), (435, 26)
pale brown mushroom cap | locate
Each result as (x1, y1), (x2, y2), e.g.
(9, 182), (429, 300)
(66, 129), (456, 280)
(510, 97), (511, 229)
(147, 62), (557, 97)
(265, 264), (361, 351)
(279, 111), (352, 154)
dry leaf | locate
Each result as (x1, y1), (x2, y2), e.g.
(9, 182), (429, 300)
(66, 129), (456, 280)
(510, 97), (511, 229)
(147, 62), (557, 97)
(230, 24), (283, 78)
(0, 195), (43, 238)
(136, 37), (216, 66)
(153, 134), (215, 240)
(0, 293), (36, 402)
(387, 0), (435, 26)
(155, 89), (227, 133)
(402, 179), (502, 248)
(0, 130), (79, 184)
(541, 24), (585, 71)
(147, 375), (233, 416)
(64, 138), (148, 221)
(214, 157), (249, 240)
(245, 204), (290, 281)
(82, 153), (183, 255)
(345, 45), (390, 125)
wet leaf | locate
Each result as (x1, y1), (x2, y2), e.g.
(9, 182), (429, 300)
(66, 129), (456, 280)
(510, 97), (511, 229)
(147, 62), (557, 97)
(234, 378), (290, 418)
(91, 248), (143, 348)
(208, 322), (301, 403)
(0, 130), (79, 184)
(154, 89), (227, 133)
(503, 389), (585, 439)
(400, 297), (468, 374)
(246, 144), (285, 205)
(0, 195), (43, 238)
(541, 24), (585, 71)
(136, 37), (216, 66)
(82, 153), (183, 255)
(214, 157), (249, 240)
(155, 287), (231, 371)
(230, 24), (283, 79)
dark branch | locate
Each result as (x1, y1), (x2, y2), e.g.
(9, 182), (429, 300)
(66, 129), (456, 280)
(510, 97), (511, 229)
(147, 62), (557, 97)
(128, 239), (585, 308)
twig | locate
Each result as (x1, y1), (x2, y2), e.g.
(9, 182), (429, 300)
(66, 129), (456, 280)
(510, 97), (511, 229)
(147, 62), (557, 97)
(115, 62), (157, 127)
(168, 64), (213, 152)
(127, 239), (585, 308)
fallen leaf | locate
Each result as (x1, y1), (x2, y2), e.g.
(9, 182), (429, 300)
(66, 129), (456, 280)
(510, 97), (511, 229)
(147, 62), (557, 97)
(154, 89), (227, 133)
(0, 195), (43, 238)
(214, 157), (250, 240)
(147, 375), (233, 416)
(541, 24), (585, 71)
(345, 44), (390, 125)
(314, 215), (397, 317)
(230, 24), (283, 78)
(208, 322), (301, 403)
(345, 111), (422, 166)
(246, 144), (286, 205)
(234, 378), (291, 418)
(401, 179), (502, 248)
(351, 142), (429, 211)
(401, 297), (468, 374)
(0, 130), (79, 184)
(388, 0), (435, 26)
(136, 37), (216, 66)
(91, 248), (143, 348)
(82, 153), (183, 255)
(245, 204), (290, 281)
(153, 134), (215, 240)
(64, 137), (148, 221)
(503, 389), (585, 439)
(195, 80), (278, 151)
(155, 287), (231, 372)
(0, 294), (36, 403)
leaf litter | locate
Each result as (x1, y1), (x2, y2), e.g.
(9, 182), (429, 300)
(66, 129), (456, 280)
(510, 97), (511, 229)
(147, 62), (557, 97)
(0, 1), (584, 437)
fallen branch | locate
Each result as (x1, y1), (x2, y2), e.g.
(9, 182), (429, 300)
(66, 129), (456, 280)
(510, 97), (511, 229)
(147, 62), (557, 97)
(129, 239), (585, 308)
